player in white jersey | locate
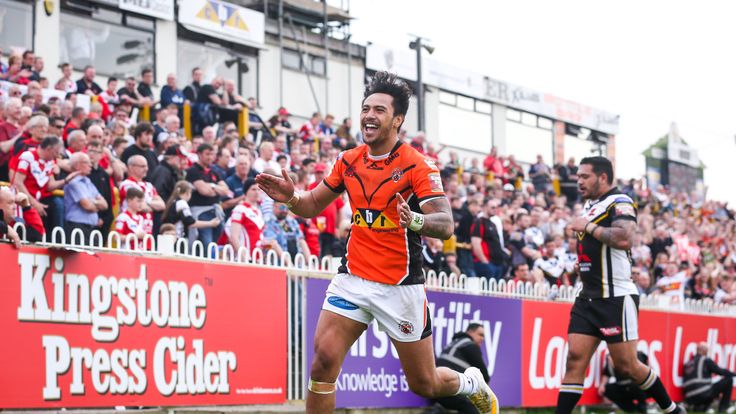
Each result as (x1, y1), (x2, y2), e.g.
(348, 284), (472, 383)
(554, 157), (683, 414)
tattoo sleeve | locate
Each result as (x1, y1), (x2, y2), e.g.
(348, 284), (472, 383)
(592, 219), (635, 250)
(419, 197), (454, 240)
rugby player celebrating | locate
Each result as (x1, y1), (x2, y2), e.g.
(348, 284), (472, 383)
(256, 72), (498, 414)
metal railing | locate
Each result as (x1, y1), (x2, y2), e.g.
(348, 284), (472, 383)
(7, 223), (735, 316)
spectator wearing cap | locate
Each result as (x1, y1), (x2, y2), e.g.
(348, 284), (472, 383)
(150, 144), (186, 203)
(271, 107), (296, 137)
(308, 162), (345, 259)
(13, 136), (74, 234)
(121, 122), (158, 181)
(253, 141), (280, 173)
(75, 65), (103, 96)
(186, 143), (230, 248)
(64, 152), (108, 243)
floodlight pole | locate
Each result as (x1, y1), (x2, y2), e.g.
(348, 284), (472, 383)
(414, 36), (425, 131)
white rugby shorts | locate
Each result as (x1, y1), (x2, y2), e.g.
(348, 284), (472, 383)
(321, 273), (432, 342)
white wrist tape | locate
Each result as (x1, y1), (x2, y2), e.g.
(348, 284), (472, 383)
(407, 212), (425, 232)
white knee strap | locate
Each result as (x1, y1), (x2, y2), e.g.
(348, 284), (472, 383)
(308, 378), (336, 395)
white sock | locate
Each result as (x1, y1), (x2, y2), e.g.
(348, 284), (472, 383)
(455, 371), (480, 395)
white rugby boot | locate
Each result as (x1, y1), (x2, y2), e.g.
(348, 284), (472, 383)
(464, 367), (499, 414)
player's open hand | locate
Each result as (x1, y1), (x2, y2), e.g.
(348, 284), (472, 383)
(256, 168), (295, 203)
(396, 193), (412, 228)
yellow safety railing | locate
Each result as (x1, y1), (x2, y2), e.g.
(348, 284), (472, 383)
(139, 105), (151, 123)
(183, 102), (192, 140)
(238, 107), (249, 140)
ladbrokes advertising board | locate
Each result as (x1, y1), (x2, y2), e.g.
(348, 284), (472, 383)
(0, 245), (286, 408)
(521, 301), (736, 406)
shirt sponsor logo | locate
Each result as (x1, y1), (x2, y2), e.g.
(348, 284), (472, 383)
(327, 296), (359, 310)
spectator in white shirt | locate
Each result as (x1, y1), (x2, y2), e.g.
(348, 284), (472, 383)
(253, 141), (280, 173)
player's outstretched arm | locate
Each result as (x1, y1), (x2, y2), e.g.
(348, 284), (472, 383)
(588, 219), (635, 250)
(256, 169), (340, 218)
(397, 193), (454, 240)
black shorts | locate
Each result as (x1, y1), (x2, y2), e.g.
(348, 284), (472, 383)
(568, 295), (639, 343)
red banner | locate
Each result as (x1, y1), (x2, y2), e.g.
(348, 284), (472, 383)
(522, 300), (736, 407)
(0, 245), (287, 409)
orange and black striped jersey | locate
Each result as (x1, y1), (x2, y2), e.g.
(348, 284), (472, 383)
(323, 141), (446, 285)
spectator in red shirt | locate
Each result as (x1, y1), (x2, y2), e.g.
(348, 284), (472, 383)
(115, 187), (148, 250)
(299, 112), (322, 142)
(308, 163), (345, 259)
(13, 136), (77, 233)
(63, 107), (86, 143)
(9, 115), (49, 177)
(221, 178), (265, 255)
(483, 146), (501, 173)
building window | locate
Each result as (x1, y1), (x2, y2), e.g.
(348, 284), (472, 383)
(282, 49), (301, 71)
(282, 48), (326, 76)
(0, 0), (33, 52)
(475, 100), (492, 114)
(60, 8), (155, 79)
(537, 117), (553, 130)
(439, 91), (456, 105)
(506, 108), (521, 122)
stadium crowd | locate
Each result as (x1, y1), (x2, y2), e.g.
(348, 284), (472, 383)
(1, 48), (735, 308)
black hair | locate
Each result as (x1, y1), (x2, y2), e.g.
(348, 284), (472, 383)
(363, 71), (413, 131)
(197, 143), (214, 154)
(580, 156), (614, 185)
(108, 77), (118, 84)
(276, 154), (287, 162)
(133, 122), (155, 139)
(40, 136), (61, 149)
(466, 323), (483, 333)
(141, 68), (153, 76)
(191, 67), (200, 75)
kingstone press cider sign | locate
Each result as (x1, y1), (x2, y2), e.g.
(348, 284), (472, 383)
(0, 246), (286, 408)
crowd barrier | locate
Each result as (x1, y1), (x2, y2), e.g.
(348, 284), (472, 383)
(2, 226), (736, 410)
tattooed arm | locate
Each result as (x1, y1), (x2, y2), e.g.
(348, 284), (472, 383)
(397, 194), (454, 240)
(587, 219), (636, 250)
